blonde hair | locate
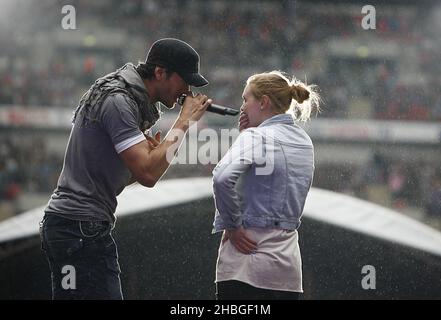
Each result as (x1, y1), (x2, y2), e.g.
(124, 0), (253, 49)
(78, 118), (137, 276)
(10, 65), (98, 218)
(246, 71), (320, 122)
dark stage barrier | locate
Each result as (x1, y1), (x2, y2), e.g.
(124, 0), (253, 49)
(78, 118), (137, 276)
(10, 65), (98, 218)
(1, 198), (441, 299)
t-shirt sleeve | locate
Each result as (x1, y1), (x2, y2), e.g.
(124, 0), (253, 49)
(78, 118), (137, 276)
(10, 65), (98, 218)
(101, 93), (146, 154)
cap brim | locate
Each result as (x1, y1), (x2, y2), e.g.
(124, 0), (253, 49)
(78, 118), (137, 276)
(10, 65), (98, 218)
(181, 72), (209, 87)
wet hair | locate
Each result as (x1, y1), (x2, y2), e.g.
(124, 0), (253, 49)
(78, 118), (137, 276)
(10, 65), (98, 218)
(246, 71), (321, 122)
(135, 62), (173, 80)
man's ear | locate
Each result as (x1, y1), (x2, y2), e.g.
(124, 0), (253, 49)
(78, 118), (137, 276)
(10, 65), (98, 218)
(154, 66), (166, 81)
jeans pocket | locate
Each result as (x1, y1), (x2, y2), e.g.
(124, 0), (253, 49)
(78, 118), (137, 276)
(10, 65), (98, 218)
(79, 221), (108, 238)
(46, 238), (84, 261)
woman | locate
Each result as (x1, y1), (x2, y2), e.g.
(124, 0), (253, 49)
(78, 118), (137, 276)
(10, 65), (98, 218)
(212, 71), (320, 300)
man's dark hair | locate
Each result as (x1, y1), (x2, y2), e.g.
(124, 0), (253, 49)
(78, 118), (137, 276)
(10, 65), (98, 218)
(135, 62), (173, 80)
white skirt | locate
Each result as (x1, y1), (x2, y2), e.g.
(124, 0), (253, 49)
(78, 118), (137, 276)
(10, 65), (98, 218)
(215, 228), (303, 292)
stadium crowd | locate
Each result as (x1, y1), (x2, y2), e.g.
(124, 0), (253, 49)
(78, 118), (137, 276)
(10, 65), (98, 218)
(0, 0), (440, 224)
(1, 0), (440, 120)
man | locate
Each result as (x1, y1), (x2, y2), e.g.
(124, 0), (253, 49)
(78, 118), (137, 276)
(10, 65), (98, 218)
(39, 38), (211, 299)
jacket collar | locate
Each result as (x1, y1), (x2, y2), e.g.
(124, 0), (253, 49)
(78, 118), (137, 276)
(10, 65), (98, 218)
(258, 114), (294, 128)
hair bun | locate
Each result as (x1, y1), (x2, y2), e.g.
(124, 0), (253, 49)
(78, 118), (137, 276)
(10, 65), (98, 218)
(291, 85), (310, 104)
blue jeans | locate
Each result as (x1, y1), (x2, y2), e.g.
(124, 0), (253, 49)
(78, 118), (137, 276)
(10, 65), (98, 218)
(40, 214), (123, 300)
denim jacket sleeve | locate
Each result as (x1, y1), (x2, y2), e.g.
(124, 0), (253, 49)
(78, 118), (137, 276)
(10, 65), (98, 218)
(212, 129), (263, 229)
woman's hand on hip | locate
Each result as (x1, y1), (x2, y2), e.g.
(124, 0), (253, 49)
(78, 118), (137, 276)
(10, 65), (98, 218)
(223, 227), (257, 254)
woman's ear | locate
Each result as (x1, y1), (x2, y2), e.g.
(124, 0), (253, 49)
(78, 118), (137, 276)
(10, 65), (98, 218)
(261, 95), (270, 109)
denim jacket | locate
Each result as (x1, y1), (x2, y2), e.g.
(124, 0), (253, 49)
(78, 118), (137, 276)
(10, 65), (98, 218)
(212, 114), (314, 233)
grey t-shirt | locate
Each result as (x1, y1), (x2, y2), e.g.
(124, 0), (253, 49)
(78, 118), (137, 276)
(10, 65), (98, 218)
(45, 93), (146, 223)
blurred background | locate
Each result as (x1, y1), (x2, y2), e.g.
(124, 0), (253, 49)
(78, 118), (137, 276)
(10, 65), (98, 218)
(0, 0), (440, 229)
(1, 0), (441, 300)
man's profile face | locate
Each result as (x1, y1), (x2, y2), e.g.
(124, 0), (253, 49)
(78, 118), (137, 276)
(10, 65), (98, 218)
(158, 71), (190, 109)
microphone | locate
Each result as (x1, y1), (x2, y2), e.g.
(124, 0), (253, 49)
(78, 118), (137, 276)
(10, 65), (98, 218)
(207, 103), (240, 116)
(178, 94), (239, 116)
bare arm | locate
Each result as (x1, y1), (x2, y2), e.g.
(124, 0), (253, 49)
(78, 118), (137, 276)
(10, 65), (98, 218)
(124, 131), (160, 187)
(120, 94), (211, 187)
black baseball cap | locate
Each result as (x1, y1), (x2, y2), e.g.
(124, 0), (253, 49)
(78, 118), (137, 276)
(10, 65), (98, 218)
(145, 38), (209, 87)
